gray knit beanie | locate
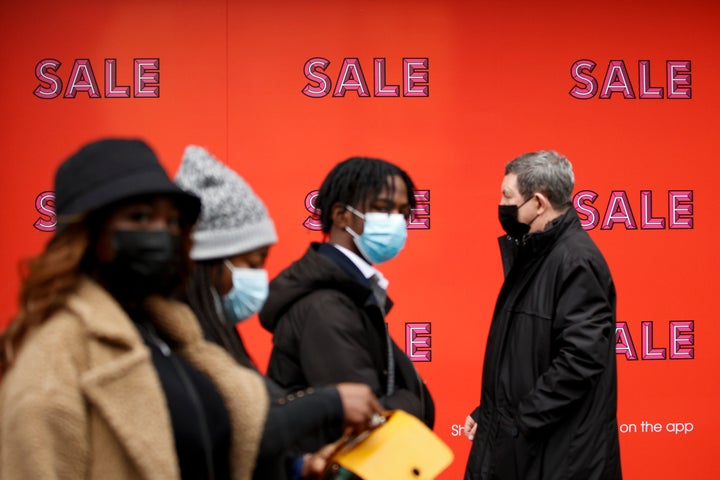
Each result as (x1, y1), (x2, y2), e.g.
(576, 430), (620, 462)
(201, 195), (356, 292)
(175, 145), (278, 260)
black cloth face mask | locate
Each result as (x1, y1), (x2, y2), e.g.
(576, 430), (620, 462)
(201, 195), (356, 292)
(97, 230), (183, 302)
(498, 197), (533, 239)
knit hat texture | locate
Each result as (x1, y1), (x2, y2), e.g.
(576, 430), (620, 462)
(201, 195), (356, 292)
(54, 138), (200, 228)
(175, 145), (278, 260)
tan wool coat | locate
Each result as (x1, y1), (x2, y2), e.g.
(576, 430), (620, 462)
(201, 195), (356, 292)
(0, 278), (268, 480)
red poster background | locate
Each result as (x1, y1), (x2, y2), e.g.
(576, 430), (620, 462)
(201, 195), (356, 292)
(1, 1), (718, 478)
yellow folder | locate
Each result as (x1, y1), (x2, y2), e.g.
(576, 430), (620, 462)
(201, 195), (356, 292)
(325, 410), (454, 479)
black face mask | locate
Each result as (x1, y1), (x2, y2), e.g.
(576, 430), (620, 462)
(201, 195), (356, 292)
(97, 230), (183, 302)
(498, 205), (529, 238)
(498, 197), (534, 239)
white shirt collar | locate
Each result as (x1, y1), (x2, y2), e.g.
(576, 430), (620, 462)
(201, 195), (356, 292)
(331, 243), (389, 290)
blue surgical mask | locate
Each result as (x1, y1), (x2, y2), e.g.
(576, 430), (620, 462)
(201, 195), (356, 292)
(222, 260), (269, 324)
(345, 205), (408, 264)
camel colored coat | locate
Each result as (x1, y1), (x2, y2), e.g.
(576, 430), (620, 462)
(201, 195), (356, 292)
(0, 278), (268, 480)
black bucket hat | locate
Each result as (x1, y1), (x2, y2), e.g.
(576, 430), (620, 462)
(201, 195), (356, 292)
(54, 138), (201, 228)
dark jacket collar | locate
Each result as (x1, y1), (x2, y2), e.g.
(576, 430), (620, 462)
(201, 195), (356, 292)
(259, 243), (393, 333)
(317, 243), (393, 315)
(499, 208), (580, 276)
(316, 242), (369, 285)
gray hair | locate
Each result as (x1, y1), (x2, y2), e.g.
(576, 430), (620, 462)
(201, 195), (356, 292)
(505, 150), (574, 210)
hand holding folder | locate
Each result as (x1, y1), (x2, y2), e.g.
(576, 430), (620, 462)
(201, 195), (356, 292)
(320, 410), (454, 479)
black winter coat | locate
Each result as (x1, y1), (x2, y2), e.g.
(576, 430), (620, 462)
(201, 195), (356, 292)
(259, 243), (434, 451)
(465, 209), (621, 480)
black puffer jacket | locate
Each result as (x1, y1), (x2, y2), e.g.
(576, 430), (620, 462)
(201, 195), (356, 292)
(465, 209), (621, 480)
(260, 243), (434, 451)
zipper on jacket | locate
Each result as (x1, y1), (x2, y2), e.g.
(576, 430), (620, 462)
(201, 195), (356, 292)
(385, 324), (395, 397)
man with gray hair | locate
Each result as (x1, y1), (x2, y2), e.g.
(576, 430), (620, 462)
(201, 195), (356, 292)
(464, 151), (621, 479)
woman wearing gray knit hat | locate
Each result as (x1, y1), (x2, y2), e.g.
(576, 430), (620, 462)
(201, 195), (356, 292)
(175, 144), (279, 368)
(175, 145), (384, 480)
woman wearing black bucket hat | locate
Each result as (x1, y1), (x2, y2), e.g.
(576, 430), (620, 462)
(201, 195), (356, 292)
(0, 138), (268, 479)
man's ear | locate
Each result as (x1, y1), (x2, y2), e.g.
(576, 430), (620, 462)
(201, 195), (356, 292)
(535, 192), (550, 215)
(330, 202), (352, 230)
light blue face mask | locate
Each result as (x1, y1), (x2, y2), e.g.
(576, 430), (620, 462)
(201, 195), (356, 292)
(222, 260), (269, 324)
(345, 205), (408, 264)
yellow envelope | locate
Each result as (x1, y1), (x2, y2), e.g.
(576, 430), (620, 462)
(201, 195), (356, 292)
(328, 410), (454, 479)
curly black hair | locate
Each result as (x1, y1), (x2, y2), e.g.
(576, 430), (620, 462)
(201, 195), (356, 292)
(317, 157), (416, 233)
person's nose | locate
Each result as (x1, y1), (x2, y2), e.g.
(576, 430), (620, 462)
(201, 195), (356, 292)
(146, 217), (177, 231)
